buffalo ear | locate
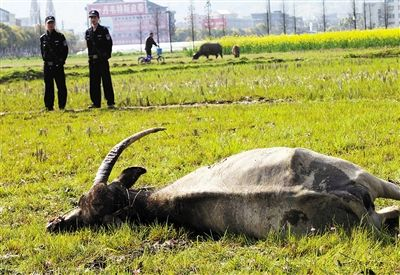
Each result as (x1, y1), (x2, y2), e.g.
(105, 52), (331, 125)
(115, 167), (147, 189)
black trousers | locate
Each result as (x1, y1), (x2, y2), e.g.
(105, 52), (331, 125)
(44, 64), (67, 109)
(145, 48), (152, 56)
(89, 60), (115, 107)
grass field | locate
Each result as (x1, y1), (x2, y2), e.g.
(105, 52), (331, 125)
(1, 46), (400, 273)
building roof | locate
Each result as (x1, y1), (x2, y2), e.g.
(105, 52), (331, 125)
(0, 8), (11, 14)
(147, 0), (167, 11)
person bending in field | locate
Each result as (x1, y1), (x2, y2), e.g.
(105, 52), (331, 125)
(40, 16), (69, 111)
(145, 32), (158, 61)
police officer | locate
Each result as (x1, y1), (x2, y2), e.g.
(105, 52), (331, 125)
(85, 10), (115, 109)
(40, 16), (68, 111)
(145, 32), (158, 59)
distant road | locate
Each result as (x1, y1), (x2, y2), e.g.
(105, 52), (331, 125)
(77, 41), (205, 55)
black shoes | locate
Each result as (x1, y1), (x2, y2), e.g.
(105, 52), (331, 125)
(88, 104), (101, 109)
(88, 104), (116, 109)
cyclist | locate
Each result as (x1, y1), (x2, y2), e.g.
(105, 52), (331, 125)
(145, 32), (158, 61)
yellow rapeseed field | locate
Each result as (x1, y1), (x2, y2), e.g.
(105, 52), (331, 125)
(220, 29), (400, 53)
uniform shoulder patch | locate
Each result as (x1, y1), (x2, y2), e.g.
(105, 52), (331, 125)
(106, 34), (111, 40)
(63, 40), (68, 46)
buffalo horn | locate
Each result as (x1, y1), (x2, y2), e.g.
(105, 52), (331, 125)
(94, 127), (165, 185)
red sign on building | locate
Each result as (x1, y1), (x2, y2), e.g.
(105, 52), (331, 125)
(203, 17), (227, 30)
(86, 1), (170, 45)
(87, 1), (147, 17)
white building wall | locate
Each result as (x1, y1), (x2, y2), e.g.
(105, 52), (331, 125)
(387, 0), (400, 27)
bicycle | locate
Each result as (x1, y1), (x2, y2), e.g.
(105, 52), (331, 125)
(138, 47), (165, 64)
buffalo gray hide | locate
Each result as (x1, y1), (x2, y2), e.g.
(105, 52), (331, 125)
(193, 43), (223, 60)
(47, 129), (400, 238)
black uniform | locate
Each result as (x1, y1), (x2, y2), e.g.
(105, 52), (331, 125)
(40, 30), (68, 110)
(145, 36), (158, 56)
(85, 24), (114, 107)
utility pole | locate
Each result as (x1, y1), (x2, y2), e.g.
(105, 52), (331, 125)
(268, 0), (271, 34)
(363, 0), (367, 30)
(352, 0), (357, 30)
(322, 0), (326, 32)
(38, 8), (42, 35)
(188, 0), (195, 50)
(139, 17), (143, 53)
(222, 14), (226, 36)
(155, 9), (160, 44)
(266, 0), (270, 35)
(206, 0), (212, 37)
(282, 0), (286, 34)
(168, 11), (173, 53)
(384, 0), (388, 28)
(293, 1), (297, 34)
(368, 3), (372, 29)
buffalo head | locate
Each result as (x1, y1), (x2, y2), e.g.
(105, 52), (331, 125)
(46, 128), (164, 232)
(192, 52), (200, 60)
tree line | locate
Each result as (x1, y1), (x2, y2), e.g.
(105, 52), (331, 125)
(0, 23), (80, 58)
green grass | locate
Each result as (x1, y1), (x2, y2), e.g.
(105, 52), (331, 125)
(1, 48), (399, 112)
(1, 47), (400, 273)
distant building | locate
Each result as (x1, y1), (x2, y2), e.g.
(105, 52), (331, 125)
(0, 8), (17, 25)
(366, 2), (385, 28)
(203, 11), (253, 31)
(19, 17), (32, 27)
(183, 13), (204, 30)
(285, 13), (306, 34)
(307, 13), (340, 32)
(365, 0), (399, 28)
(325, 14), (340, 29)
(227, 15), (254, 30)
(87, 0), (175, 45)
(251, 11), (305, 34)
(387, 0), (400, 27)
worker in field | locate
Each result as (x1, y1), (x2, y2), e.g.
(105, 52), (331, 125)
(40, 16), (68, 111)
(85, 10), (115, 109)
(145, 32), (159, 60)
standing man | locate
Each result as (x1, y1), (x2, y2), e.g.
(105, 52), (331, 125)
(85, 10), (115, 109)
(145, 32), (158, 60)
(40, 16), (68, 111)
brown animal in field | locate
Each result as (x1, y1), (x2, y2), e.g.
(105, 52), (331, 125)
(231, 45), (240, 58)
(47, 128), (400, 237)
(192, 43), (223, 60)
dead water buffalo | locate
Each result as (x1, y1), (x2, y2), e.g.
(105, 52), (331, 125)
(47, 128), (400, 237)
(232, 45), (240, 58)
(193, 43), (223, 60)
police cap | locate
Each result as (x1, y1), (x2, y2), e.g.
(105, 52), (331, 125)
(88, 10), (100, 18)
(45, 16), (55, 23)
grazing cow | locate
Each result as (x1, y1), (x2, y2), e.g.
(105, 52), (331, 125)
(232, 45), (240, 58)
(47, 128), (400, 237)
(192, 43), (223, 60)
